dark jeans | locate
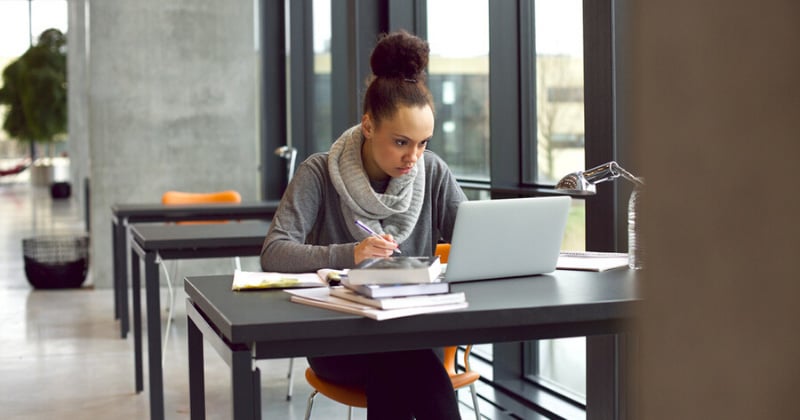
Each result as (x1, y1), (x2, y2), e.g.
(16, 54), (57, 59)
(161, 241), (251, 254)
(308, 348), (461, 420)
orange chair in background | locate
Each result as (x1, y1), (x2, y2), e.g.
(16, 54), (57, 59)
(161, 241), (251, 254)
(158, 190), (243, 361)
(302, 243), (481, 420)
(160, 189), (242, 269)
(161, 190), (242, 223)
(160, 189), (297, 399)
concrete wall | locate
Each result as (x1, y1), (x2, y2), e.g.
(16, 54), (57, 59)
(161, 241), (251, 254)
(69, 0), (262, 288)
(631, 0), (800, 418)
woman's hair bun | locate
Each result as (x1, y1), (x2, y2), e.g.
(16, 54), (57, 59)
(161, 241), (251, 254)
(370, 30), (429, 81)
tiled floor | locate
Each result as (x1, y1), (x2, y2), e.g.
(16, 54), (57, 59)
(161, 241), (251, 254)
(0, 176), (481, 419)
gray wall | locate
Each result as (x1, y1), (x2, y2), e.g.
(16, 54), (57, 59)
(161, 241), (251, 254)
(68, 0), (262, 288)
(631, 0), (800, 418)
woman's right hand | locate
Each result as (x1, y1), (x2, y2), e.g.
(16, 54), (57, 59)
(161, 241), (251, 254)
(354, 234), (398, 264)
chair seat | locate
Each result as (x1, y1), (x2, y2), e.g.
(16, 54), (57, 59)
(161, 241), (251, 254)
(305, 367), (480, 408)
(449, 371), (481, 390)
(305, 368), (368, 408)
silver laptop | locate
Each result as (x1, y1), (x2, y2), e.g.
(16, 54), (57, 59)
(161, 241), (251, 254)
(443, 196), (571, 282)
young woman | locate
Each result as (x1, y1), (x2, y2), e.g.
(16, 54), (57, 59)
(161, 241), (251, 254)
(261, 30), (466, 419)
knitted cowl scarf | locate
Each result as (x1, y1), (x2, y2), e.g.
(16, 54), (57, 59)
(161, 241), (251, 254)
(327, 124), (425, 244)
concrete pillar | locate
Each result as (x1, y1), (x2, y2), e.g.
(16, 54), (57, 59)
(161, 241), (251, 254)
(70, 0), (261, 287)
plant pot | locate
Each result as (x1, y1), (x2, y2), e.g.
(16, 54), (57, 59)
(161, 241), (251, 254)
(30, 161), (55, 186)
(22, 235), (89, 289)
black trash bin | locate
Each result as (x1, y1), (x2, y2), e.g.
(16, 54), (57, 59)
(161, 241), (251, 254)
(22, 235), (89, 289)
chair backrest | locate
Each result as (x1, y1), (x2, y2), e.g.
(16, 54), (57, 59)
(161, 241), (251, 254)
(161, 190), (242, 224)
(435, 244), (458, 376)
(435, 243), (451, 264)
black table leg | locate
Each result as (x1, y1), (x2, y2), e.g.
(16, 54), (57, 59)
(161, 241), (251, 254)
(131, 246), (143, 393)
(114, 218), (131, 338)
(232, 347), (259, 420)
(188, 308), (206, 420)
(112, 219), (120, 322)
(145, 251), (165, 420)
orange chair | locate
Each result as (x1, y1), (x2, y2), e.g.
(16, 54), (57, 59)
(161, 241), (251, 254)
(302, 244), (480, 420)
(161, 190), (242, 224)
(303, 346), (480, 419)
(160, 190), (243, 273)
(160, 190), (297, 399)
(158, 190), (243, 358)
(435, 243), (451, 264)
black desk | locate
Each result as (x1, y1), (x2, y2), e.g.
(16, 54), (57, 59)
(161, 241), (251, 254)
(130, 221), (271, 420)
(185, 269), (639, 420)
(111, 201), (279, 338)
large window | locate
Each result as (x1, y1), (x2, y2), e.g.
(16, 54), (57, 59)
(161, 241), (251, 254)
(425, 0), (589, 405)
(532, 0), (585, 185)
(311, 0), (332, 151)
(426, 0), (490, 182)
(530, 0), (587, 401)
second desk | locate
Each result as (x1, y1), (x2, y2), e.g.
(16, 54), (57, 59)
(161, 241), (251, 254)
(129, 221), (270, 420)
(111, 200), (279, 338)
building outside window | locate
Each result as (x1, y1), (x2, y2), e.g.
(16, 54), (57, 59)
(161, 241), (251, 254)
(426, 0), (490, 184)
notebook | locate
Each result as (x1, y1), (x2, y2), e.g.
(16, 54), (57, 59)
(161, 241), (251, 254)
(443, 196), (571, 283)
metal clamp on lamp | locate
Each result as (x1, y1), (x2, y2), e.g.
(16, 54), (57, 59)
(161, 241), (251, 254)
(555, 161), (645, 269)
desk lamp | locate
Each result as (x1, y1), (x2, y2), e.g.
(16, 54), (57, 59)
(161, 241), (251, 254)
(555, 161), (645, 269)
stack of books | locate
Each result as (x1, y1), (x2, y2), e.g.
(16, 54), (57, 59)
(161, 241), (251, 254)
(285, 256), (468, 320)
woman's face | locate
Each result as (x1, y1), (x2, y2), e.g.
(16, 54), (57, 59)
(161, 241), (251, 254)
(361, 104), (434, 182)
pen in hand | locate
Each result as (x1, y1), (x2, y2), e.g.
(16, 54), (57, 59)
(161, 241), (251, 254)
(354, 219), (402, 254)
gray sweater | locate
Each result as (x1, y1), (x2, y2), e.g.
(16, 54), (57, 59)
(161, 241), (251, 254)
(260, 149), (467, 273)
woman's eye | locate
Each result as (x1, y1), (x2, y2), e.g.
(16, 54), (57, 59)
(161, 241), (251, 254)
(395, 139), (407, 147)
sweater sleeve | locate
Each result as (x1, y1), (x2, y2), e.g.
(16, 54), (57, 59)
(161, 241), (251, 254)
(426, 151), (468, 245)
(260, 155), (356, 272)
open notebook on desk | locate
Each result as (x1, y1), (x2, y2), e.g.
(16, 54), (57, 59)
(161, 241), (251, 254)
(557, 251), (629, 272)
(231, 269), (344, 290)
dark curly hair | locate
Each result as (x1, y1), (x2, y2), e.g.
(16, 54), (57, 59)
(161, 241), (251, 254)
(363, 30), (435, 125)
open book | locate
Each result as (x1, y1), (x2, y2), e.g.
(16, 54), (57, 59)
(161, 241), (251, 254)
(285, 287), (468, 321)
(231, 269), (345, 291)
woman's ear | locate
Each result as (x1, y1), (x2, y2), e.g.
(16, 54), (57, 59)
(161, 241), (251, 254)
(361, 114), (373, 139)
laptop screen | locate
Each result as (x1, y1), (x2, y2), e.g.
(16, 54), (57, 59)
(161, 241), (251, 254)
(444, 196), (571, 282)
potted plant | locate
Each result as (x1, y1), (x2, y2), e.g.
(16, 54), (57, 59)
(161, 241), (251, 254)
(0, 28), (67, 188)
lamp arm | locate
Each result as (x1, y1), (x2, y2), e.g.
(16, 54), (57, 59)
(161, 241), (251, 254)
(609, 161), (645, 187)
(555, 161), (643, 193)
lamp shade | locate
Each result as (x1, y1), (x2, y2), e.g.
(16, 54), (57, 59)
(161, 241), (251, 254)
(554, 171), (598, 195)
